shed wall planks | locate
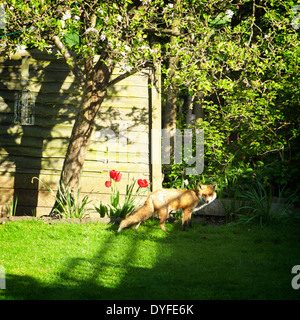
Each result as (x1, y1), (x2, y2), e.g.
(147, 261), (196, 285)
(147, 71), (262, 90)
(0, 49), (161, 216)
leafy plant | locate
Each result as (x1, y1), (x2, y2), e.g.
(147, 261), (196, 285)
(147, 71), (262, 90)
(236, 178), (299, 226)
(6, 197), (18, 217)
(94, 201), (108, 218)
(31, 177), (91, 219)
(52, 182), (91, 219)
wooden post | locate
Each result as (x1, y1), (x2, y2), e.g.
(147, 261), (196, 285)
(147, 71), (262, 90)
(150, 57), (162, 191)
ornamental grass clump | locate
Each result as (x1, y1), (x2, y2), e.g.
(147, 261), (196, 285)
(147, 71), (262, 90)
(31, 177), (91, 218)
(236, 178), (298, 226)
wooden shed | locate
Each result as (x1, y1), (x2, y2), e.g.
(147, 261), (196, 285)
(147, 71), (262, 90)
(0, 49), (162, 217)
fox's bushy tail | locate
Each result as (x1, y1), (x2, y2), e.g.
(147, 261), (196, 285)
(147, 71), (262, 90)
(118, 198), (154, 232)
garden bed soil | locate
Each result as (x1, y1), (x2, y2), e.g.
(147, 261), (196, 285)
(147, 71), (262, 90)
(0, 215), (226, 226)
(0, 216), (120, 224)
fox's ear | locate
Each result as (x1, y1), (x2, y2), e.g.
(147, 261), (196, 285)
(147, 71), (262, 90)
(198, 183), (204, 190)
(212, 183), (217, 191)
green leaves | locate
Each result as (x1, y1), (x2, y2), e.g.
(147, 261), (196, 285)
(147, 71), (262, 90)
(2, 0), (299, 198)
(64, 32), (80, 49)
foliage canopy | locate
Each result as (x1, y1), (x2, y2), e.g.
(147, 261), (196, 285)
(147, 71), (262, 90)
(1, 0), (299, 196)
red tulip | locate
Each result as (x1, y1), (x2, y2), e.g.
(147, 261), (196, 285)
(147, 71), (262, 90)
(115, 171), (122, 182)
(105, 180), (111, 188)
(109, 170), (117, 180)
(138, 179), (149, 188)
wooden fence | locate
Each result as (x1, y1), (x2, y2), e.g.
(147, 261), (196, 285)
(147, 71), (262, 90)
(0, 49), (161, 216)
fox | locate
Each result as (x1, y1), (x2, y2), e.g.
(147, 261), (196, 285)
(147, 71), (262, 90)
(118, 183), (217, 232)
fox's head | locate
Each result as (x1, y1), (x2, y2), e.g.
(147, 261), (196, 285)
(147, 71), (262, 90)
(198, 184), (217, 204)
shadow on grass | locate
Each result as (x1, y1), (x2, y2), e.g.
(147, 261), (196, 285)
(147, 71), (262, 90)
(2, 222), (188, 300)
(2, 220), (300, 300)
(4, 263), (186, 300)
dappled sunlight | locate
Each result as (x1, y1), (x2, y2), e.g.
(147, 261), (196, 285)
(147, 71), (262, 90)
(57, 224), (169, 291)
(1, 220), (299, 300)
(0, 221), (178, 299)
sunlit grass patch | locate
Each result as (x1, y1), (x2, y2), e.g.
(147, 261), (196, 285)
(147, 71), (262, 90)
(0, 219), (299, 300)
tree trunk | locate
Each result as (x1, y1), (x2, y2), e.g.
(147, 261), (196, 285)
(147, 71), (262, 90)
(51, 57), (114, 214)
(163, 0), (180, 161)
(194, 92), (204, 126)
(164, 68), (178, 159)
(59, 88), (107, 193)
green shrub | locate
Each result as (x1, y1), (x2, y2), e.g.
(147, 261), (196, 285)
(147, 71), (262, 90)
(235, 179), (299, 226)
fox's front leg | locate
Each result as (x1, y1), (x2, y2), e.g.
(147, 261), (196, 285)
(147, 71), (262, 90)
(158, 208), (168, 232)
(182, 208), (193, 231)
(134, 222), (141, 231)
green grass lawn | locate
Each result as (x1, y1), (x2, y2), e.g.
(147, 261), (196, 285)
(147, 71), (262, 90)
(0, 218), (299, 300)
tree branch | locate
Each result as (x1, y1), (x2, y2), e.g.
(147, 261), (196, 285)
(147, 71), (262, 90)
(106, 67), (140, 89)
(144, 27), (197, 44)
(106, 62), (153, 89)
(144, 27), (182, 37)
(51, 35), (85, 88)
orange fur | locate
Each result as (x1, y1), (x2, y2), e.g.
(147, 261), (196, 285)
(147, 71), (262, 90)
(118, 184), (217, 232)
